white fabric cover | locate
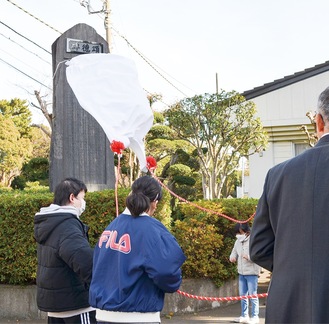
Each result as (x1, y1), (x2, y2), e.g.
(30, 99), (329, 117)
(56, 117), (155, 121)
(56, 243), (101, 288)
(65, 54), (153, 171)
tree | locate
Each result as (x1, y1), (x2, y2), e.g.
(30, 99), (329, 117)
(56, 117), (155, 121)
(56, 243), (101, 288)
(146, 111), (201, 206)
(300, 110), (317, 147)
(11, 157), (49, 190)
(0, 98), (32, 138)
(30, 126), (51, 158)
(164, 91), (268, 199)
(0, 114), (32, 186)
(10, 122), (50, 190)
(0, 99), (34, 187)
(221, 169), (241, 198)
(31, 90), (53, 137)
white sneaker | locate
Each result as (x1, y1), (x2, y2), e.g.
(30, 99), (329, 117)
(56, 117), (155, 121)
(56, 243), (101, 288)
(233, 316), (250, 323)
(249, 316), (260, 324)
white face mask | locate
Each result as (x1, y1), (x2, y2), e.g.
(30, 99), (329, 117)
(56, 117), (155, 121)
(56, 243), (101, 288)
(236, 234), (246, 242)
(77, 199), (86, 217)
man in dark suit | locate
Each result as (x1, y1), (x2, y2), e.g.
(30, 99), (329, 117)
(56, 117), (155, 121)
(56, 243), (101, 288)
(250, 86), (329, 323)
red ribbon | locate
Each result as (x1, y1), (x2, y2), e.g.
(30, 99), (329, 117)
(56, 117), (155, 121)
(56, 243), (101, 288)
(146, 156), (157, 171)
(110, 140), (125, 155)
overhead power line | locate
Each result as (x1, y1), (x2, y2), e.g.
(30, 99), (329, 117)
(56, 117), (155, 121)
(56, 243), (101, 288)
(143, 88), (171, 108)
(0, 47), (49, 78)
(4, 0), (190, 101)
(113, 29), (188, 98)
(0, 57), (52, 90)
(0, 21), (51, 55)
(6, 0), (62, 34)
(113, 28), (195, 95)
(0, 32), (51, 65)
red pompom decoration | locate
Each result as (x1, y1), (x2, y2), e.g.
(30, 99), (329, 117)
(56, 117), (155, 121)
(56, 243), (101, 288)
(110, 140), (125, 155)
(146, 156), (157, 171)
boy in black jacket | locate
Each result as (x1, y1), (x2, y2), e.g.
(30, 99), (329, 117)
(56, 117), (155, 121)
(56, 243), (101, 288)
(34, 178), (96, 324)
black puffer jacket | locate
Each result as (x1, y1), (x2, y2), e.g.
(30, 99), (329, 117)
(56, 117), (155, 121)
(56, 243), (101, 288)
(34, 204), (93, 312)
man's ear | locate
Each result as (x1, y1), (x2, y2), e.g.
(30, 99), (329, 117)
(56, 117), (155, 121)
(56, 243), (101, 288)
(69, 193), (75, 203)
(316, 112), (325, 134)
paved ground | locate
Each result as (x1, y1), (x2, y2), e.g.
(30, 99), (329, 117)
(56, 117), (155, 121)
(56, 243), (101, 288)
(0, 272), (270, 324)
(161, 270), (270, 324)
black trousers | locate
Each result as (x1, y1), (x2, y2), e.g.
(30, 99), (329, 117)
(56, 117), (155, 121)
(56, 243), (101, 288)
(48, 310), (96, 324)
(97, 322), (160, 324)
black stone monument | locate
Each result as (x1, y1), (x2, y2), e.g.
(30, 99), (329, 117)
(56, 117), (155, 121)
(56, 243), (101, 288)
(50, 23), (115, 191)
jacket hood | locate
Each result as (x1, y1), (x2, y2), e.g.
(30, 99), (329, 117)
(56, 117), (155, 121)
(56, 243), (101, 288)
(34, 204), (79, 244)
(36, 204), (79, 216)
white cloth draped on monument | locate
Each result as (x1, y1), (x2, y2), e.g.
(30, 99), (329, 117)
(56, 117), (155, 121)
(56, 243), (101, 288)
(65, 53), (153, 172)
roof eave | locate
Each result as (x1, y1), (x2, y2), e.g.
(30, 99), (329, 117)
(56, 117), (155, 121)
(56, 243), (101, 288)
(241, 61), (329, 100)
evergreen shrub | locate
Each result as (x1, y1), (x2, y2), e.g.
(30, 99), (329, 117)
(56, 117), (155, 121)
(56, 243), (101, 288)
(173, 198), (258, 287)
(0, 188), (171, 285)
(0, 189), (257, 287)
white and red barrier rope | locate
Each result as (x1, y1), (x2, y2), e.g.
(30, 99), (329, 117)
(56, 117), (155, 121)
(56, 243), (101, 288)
(149, 170), (255, 224)
(177, 290), (268, 301)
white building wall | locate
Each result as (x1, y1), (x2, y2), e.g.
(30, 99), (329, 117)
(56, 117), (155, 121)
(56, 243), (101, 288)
(253, 76), (329, 126)
(249, 142), (299, 198)
(248, 71), (329, 198)
(249, 143), (274, 198)
(273, 142), (294, 165)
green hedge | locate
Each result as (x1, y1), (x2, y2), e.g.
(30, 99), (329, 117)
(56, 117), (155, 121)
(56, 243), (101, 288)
(0, 191), (53, 284)
(0, 188), (171, 285)
(173, 198), (258, 286)
(0, 189), (257, 287)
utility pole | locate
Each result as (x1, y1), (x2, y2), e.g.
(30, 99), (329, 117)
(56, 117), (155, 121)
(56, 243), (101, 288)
(215, 72), (218, 94)
(80, 0), (112, 52)
(104, 0), (112, 52)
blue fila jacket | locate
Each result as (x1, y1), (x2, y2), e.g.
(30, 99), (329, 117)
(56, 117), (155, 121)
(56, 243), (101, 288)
(89, 208), (186, 314)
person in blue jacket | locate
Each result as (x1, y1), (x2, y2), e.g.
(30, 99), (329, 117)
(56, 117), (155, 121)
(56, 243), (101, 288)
(89, 175), (186, 323)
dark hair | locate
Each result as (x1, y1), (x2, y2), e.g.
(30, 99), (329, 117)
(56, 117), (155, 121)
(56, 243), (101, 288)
(53, 177), (87, 206)
(126, 176), (162, 217)
(318, 86), (329, 124)
(234, 223), (250, 234)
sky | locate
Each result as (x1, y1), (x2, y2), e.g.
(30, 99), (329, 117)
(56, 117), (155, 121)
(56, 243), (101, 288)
(2, 0), (329, 124)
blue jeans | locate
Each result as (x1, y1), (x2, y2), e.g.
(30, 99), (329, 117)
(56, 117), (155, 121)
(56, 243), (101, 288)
(239, 274), (259, 318)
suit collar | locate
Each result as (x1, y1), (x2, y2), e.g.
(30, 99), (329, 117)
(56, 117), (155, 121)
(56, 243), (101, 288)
(315, 133), (329, 147)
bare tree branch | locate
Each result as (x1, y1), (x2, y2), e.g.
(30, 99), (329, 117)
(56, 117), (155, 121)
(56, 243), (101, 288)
(30, 123), (51, 137)
(32, 90), (53, 130)
(300, 111), (318, 147)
